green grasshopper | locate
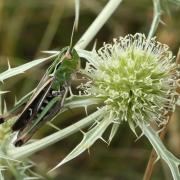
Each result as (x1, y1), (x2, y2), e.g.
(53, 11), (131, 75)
(0, 47), (79, 147)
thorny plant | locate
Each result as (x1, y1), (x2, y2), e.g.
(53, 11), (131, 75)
(0, 0), (180, 179)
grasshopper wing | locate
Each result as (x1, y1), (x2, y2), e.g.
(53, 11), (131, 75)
(14, 85), (69, 147)
(12, 76), (53, 131)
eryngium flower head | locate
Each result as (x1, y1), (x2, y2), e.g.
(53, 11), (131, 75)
(82, 33), (179, 133)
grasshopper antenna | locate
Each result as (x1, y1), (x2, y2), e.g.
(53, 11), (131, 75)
(69, 0), (80, 52)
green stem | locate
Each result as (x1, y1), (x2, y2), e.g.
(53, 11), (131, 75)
(75, 0), (123, 49)
(147, 0), (161, 43)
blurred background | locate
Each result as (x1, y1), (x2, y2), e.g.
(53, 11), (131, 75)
(0, 0), (180, 179)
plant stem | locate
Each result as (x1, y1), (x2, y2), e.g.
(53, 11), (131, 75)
(75, 0), (122, 49)
(146, 0), (161, 44)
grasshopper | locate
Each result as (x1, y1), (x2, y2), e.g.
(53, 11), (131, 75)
(0, 47), (80, 147)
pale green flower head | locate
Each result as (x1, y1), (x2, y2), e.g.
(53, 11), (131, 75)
(83, 33), (179, 134)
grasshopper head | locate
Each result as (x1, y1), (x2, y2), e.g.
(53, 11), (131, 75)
(61, 46), (79, 71)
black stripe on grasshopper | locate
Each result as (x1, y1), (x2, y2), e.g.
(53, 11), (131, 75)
(12, 47), (79, 147)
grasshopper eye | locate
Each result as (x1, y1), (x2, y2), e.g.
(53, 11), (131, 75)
(65, 51), (72, 60)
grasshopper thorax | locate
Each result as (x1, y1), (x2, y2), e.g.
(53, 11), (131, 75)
(51, 47), (79, 90)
